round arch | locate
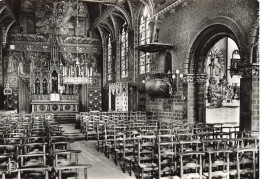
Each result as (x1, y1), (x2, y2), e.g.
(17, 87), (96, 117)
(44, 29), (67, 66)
(186, 16), (248, 74)
(185, 17), (247, 123)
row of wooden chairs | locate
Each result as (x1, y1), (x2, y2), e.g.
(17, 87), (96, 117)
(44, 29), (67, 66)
(80, 111), (148, 140)
(81, 112), (258, 179)
(108, 132), (259, 179)
(0, 113), (92, 179)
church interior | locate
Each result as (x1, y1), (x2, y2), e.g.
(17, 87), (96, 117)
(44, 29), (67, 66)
(0, 0), (259, 178)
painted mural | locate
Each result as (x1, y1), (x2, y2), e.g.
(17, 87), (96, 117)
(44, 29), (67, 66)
(3, 0), (101, 112)
(20, 0), (90, 35)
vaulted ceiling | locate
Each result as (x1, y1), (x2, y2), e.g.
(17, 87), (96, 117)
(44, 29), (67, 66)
(0, 0), (188, 43)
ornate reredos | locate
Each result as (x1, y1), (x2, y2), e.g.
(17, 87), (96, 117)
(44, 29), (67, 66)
(20, 0), (90, 36)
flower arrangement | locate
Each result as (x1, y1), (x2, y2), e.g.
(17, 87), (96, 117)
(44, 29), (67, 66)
(207, 77), (233, 107)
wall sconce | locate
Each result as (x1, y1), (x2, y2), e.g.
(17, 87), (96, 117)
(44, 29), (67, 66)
(169, 70), (185, 100)
(169, 69), (183, 93)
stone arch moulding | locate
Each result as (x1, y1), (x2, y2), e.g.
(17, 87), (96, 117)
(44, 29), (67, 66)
(186, 16), (248, 74)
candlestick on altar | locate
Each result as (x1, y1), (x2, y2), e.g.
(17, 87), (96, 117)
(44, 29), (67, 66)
(90, 67), (93, 77)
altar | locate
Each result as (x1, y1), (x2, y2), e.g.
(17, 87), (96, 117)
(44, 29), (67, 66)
(2, 0), (102, 114)
(31, 94), (78, 113)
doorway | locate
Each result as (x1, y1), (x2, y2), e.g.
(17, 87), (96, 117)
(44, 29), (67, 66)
(205, 37), (241, 125)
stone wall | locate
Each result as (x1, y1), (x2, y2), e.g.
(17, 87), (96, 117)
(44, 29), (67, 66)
(145, 0), (258, 123)
(147, 94), (184, 121)
(251, 75), (259, 131)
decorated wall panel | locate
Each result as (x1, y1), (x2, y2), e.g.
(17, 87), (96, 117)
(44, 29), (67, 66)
(2, 0), (101, 113)
(88, 88), (102, 111)
(109, 82), (129, 111)
(0, 42), (2, 86)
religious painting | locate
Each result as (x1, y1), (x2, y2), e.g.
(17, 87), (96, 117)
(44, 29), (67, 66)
(20, 0), (91, 36)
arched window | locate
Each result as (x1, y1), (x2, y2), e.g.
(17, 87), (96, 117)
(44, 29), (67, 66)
(107, 34), (112, 81)
(120, 23), (128, 78)
(139, 6), (150, 74)
(165, 52), (172, 73)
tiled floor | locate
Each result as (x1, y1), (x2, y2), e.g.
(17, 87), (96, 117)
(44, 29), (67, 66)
(61, 124), (136, 179)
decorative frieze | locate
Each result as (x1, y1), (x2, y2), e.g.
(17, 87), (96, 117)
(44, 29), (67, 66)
(7, 41), (100, 54)
(155, 0), (189, 17)
(31, 102), (78, 113)
(183, 74), (208, 83)
(238, 63), (259, 77)
(108, 82), (128, 95)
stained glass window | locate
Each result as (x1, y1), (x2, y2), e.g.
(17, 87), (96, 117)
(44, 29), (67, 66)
(139, 6), (150, 74)
(107, 34), (112, 81)
(121, 23), (128, 78)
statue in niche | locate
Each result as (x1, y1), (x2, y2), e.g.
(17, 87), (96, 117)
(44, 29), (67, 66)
(6, 52), (20, 74)
(18, 60), (25, 75)
(27, 52), (37, 69)
(206, 48), (224, 78)
(35, 78), (40, 94)
(40, 54), (48, 70)
(90, 55), (97, 76)
(75, 58), (80, 77)
(208, 57), (221, 76)
(52, 70), (58, 93)
(42, 78), (48, 94)
(78, 2), (87, 17)
(7, 54), (16, 74)
(17, 52), (30, 75)
(80, 54), (86, 76)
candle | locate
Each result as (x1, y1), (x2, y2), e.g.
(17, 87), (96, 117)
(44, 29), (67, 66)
(176, 69), (179, 74)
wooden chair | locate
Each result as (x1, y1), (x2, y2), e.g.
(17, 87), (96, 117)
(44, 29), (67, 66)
(16, 166), (52, 179)
(85, 115), (97, 140)
(203, 149), (232, 179)
(121, 134), (139, 176)
(157, 141), (179, 179)
(54, 164), (92, 179)
(178, 151), (205, 179)
(136, 135), (157, 179)
(18, 153), (48, 168)
(112, 131), (124, 166)
(229, 147), (258, 179)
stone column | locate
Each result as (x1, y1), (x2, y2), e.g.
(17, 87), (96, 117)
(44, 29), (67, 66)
(239, 63), (259, 131)
(183, 74), (207, 123)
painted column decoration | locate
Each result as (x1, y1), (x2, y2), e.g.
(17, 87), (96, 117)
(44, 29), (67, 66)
(109, 82), (129, 111)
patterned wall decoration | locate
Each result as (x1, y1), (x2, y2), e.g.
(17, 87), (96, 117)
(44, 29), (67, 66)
(116, 92), (128, 111)
(0, 42), (2, 85)
(3, 0), (102, 113)
(88, 88), (102, 111)
(109, 82), (129, 111)
(4, 88), (18, 110)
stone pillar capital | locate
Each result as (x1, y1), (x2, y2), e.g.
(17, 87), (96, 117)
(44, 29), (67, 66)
(183, 73), (207, 83)
(238, 63), (259, 77)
